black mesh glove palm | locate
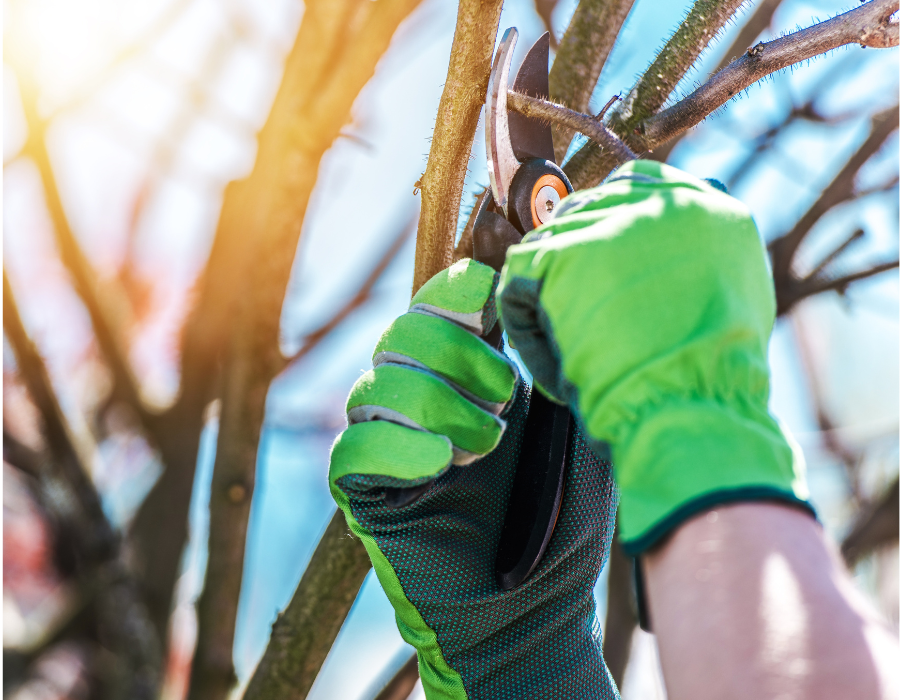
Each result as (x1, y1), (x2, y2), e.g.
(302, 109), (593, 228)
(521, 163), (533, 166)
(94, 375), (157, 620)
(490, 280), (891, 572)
(329, 261), (620, 699)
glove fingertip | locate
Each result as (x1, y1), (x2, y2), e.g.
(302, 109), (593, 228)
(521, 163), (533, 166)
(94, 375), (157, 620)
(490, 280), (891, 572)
(329, 421), (453, 491)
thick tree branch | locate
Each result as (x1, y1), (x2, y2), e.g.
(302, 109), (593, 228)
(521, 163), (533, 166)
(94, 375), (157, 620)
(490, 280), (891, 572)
(565, 0), (748, 188)
(548, 0), (637, 163)
(642, 0), (899, 148)
(243, 512), (371, 700)
(507, 90), (636, 164)
(188, 2), (423, 698)
(411, 0), (504, 293)
(132, 0), (419, 647)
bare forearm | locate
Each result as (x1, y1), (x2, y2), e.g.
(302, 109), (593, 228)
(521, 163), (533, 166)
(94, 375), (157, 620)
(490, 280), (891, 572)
(643, 502), (899, 700)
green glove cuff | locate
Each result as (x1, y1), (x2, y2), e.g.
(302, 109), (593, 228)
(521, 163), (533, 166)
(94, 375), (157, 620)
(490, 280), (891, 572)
(614, 398), (810, 553)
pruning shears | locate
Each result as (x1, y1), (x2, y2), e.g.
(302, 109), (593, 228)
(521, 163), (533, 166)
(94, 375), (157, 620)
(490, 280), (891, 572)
(473, 28), (575, 591)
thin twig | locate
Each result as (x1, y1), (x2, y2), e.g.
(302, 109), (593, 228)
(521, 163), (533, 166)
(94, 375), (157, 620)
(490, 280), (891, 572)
(547, 0), (637, 162)
(453, 187), (488, 262)
(507, 90), (637, 164)
(641, 0), (899, 148)
(596, 94), (621, 121)
(769, 105), (899, 315)
(806, 229), (865, 280)
(411, 0), (505, 293)
(795, 260), (899, 300)
(282, 214), (417, 368)
(16, 82), (153, 432)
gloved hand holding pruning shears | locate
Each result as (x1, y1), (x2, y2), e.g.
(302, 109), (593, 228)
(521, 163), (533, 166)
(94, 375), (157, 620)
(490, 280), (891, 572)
(328, 27), (811, 700)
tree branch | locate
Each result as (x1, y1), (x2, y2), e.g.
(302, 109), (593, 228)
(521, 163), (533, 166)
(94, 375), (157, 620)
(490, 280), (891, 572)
(188, 2), (423, 698)
(547, 0), (637, 163)
(243, 512), (371, 700)
(411, 0), (504, 293)
(453, 186), (488, 262)
(15, 81), (153, 434)
(132, 0), (420, 647)
(4, 271), (161, 700)
(641, 0), (899, 148)
(602, 530), (638, 689)
(507, 90), (636, 164)
(565, 0), (748, 188)
(783, 259), (899, 311)
(842, 478), (899, 566)
(371, 653), (420, 700)
(650, 0), (786, 163)
(282, 213), (417, 369)
(770, 104), (898, 315)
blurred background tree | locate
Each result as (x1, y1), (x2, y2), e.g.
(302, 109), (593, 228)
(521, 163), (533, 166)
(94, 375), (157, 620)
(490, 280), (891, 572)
(3, 0), (897, 699)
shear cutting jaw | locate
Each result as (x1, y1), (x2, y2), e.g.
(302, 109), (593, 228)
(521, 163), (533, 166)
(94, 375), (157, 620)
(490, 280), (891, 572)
(486, 27), (520, 217)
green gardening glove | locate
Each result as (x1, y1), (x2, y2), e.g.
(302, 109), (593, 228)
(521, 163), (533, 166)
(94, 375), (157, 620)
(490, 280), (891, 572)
(329, 259), (620, 699)
(498, 160), (812, 555)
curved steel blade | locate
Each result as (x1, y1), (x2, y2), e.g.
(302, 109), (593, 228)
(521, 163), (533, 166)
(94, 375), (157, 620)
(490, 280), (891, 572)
(509, 32), (555, 163)
(486, 27), (520, 217)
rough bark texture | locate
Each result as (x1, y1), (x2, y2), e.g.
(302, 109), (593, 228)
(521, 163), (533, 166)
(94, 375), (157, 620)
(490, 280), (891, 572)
(650, 0), (786, 163)
(565, 0), (749, 188)
(548, 0), (637, 163)
(411, 0), (505, 293)
(642, 0), (900, 147)
(243, 513), (371, 700)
